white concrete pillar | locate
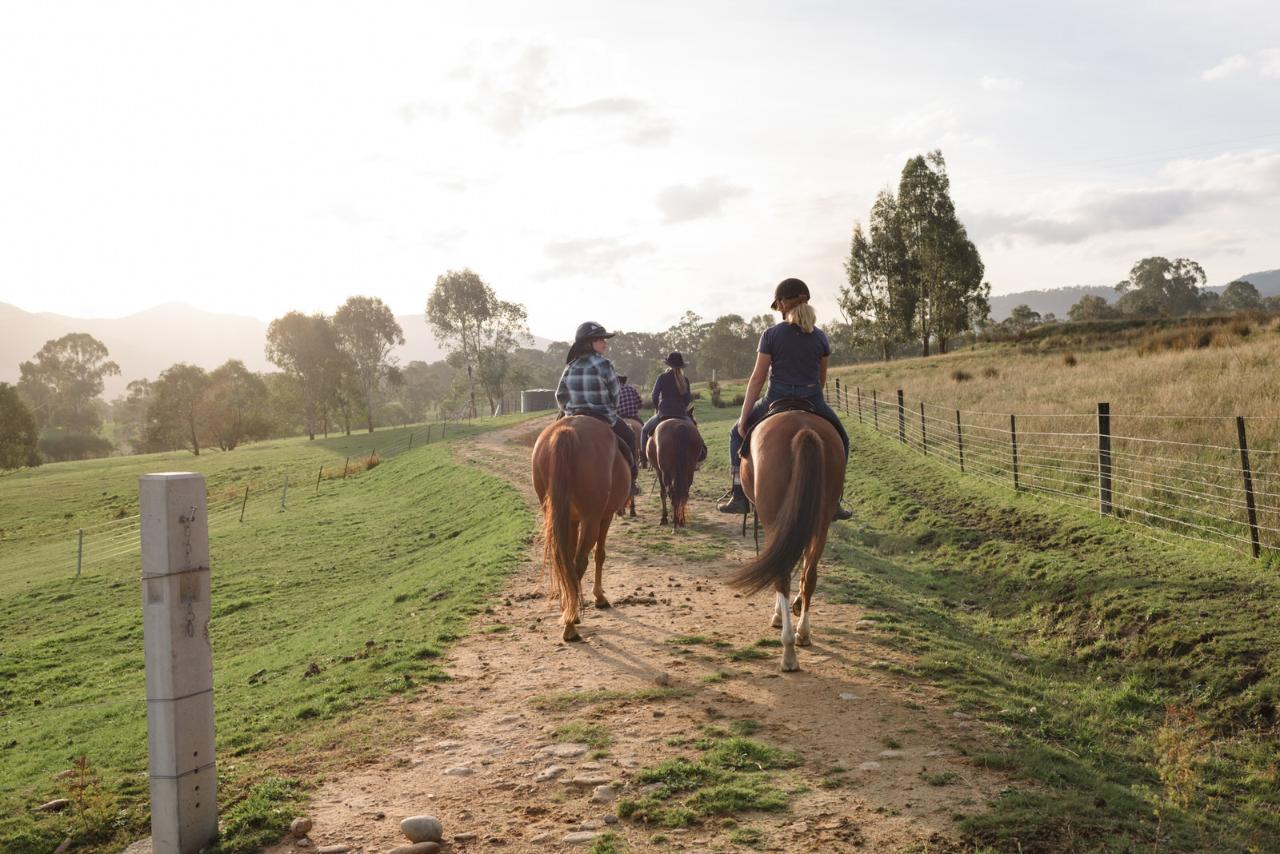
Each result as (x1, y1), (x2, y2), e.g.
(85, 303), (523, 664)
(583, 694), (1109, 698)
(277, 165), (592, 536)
(140, 472), (217, 854)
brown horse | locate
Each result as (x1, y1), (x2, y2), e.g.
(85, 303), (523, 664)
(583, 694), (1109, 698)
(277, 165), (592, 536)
(532, 415), (632, 641)
(617, 417), (645, 518)
(646, 418), (703, 531)
(728, 412), (846, 671)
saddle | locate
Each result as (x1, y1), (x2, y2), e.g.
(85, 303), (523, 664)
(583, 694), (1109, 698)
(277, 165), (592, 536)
(563, 410), (635, 464)
(737, 398), (830, 462)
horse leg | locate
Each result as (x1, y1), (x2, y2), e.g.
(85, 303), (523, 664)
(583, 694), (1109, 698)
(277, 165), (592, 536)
(776, 583), (799, 672)
(658, 471), (669, 527)
(563, 518), (598, 641)
(771, 599), (784, 629)
(592, 517), (613, 609)
(795, 536), (823, 647)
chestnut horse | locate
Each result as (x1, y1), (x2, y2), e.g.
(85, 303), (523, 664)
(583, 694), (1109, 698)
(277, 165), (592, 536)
(728, 412), (846, 671)
(532, 415), (632, 641)
(646, 418), (702, 531)
(617, 417), (644, 518)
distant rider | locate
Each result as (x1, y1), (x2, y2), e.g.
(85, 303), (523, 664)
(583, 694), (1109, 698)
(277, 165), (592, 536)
(556, 322), (640, 493)
(716, 278), (852, 520)
(617, 373), (643, 422)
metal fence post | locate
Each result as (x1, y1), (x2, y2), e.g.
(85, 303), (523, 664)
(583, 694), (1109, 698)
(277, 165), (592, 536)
(1010, 414), (1020, 492)
(1098, 402), (1112, 516)
(955, 410), (964, 473)
(897, 390), (905, 444)
(140, 473), (217, 854)
(1237, 416), (1262, 558)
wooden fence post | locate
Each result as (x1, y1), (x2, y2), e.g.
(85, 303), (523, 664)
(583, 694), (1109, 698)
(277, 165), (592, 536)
(897, 390), (905, 444)
(76, 528), (84, 578)
(834, 377), (841, 409)
(239, 486), (248, 523)
(872, 390), (878, 431)
(1010, 414), (1020, 492)
(139, 473), (218, 854)
(342, 457), (349, 479)
(315, 466), (323, 494)
(919, 402), (927, 455)
(1237, 416), (1262, 558)
(955, 410), (964, 473)
(1097, 402), (1112, 516)
(856, 387), (863, 424)
(280, 475), (288, 509)
(408, 432), (414, 451)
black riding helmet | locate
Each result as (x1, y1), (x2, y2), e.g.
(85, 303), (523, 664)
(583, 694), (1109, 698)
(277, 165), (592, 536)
(771, 277), (810, 311)
(574, 321), (616, 342)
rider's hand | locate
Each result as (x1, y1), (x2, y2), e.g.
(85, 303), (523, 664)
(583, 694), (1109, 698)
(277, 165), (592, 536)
(736, 422), (746, 439)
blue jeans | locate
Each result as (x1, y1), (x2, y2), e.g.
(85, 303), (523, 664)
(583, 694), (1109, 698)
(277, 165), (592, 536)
(728, 384), (850, 474)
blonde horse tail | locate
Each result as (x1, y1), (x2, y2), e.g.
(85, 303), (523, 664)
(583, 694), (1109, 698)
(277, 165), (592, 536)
(542, 427), (580, 621)
(728, 427), (825, 595)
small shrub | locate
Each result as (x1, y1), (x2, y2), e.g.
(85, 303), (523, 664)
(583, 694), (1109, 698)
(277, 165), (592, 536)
(982, 366), (999, 378)
(1063, 353), (1078, 367)
(950, 369), (973, 382)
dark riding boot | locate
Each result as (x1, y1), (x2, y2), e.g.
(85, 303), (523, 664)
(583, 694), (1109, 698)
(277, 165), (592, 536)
(716, 483), (749, 515)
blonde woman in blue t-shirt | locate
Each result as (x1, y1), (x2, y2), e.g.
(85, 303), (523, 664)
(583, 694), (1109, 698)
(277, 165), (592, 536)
(716, 278), (851, 519)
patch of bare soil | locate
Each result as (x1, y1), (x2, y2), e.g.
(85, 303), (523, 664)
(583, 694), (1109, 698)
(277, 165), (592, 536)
(266, 418), (1008, 853)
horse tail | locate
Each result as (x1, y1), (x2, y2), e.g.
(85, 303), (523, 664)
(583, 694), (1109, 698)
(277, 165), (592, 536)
(542, 427), (579, 619)
(729, 427), (825, 595)
(667, 423), (696, 526)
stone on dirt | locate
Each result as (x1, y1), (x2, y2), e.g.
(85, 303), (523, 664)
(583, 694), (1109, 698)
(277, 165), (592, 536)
(389, 843), (441, 854)
(533, 765), (566, 782)
(400, 815), (444, 843)
(539, 741), (589, 758)
(590, 784), (617, 804)
(35, 798), (70, 812)
(444, 765), (473, 776)
(562, 831), (600, 844)
(290, 817), (313, 837)
(571, 774), (612, 787)
(858, 761), (882, 771)
(316, 846), (351, 854)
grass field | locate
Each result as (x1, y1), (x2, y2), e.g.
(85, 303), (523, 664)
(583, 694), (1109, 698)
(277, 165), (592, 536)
(687, 400), (1279, 851)
(0, 415), (538, 853)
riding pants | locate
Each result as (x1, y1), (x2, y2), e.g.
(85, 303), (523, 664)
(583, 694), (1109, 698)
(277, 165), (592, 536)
(728, 384), (850, 474)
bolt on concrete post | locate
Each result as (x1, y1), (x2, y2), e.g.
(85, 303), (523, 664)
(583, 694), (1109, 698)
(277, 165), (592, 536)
(139, 472), (217, 854)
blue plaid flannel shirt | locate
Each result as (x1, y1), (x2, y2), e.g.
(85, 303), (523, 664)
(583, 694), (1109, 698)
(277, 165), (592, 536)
(556, 353), (620, 422)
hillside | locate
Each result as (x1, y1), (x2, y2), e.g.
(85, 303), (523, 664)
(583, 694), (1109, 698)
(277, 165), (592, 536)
(988, 267), (1280, 320)
(0, 302), (551, 399)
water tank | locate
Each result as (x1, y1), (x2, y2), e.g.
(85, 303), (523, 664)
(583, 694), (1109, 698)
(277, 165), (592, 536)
(521, 389), (558, 412)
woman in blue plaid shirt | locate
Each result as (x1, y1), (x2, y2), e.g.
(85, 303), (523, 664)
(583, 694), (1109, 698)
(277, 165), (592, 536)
(556, 321), (639, 489)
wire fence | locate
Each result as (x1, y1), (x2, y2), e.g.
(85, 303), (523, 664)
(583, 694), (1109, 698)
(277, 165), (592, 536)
(7, 410), (521, 583)
(827, 378), (1280, 560)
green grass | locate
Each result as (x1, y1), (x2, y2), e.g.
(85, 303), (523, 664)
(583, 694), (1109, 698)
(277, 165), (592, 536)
(586, 832), (627, 854)
(552, 721), (613, 749)
(0, 415), (539, 853)
(822, 417), (1280, 852)
(528, 687), (684, 712)
(617, 732), (799, 830)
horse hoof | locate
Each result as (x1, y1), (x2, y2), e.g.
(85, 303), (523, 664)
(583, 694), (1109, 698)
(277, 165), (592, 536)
(771, 614), (783, 629)
(796, 634), (812, 647)
(595, 598), (612, 609)
(780, 656), (800, 672)
(791, 598), (803, 616)
(563, 626), (582, 642)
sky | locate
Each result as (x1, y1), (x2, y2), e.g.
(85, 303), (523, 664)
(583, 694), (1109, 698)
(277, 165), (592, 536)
(2, 0), (1279, 337)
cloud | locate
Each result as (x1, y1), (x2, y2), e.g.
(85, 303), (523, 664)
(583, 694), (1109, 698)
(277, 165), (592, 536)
(537, 237), (655, 280)
(980, 75), (1022, 91)
(1201, 48), (1280, 81)
(556, 97), (673, 147)
(969, 147), (1280, 247)
(557, 97), (647, 116)
(656, 178), (750, 223)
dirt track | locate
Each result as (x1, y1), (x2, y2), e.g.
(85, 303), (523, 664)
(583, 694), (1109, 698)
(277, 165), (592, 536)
(267, 418), (1008, 852)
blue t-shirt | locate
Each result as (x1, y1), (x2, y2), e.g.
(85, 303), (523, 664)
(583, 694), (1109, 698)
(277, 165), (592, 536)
(758, 322), (830, 388)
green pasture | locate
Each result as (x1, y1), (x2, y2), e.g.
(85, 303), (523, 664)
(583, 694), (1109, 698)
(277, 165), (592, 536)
(0, 415), (538, 853)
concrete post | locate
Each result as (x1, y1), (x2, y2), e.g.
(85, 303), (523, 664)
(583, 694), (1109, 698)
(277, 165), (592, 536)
(140, 473), (217, 854)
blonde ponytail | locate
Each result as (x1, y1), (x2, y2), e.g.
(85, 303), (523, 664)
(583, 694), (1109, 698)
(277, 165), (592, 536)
(672, 366), (689, 395)
(787, 302), (816, 334)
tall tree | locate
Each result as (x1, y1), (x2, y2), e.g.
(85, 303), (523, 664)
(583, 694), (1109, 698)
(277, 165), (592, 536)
(699, 314), (771, 380)
(265, 312), (342, 439)
(933, 226), (989, 353)
(1114, 257), (1207, 317)
(1220, 280), (1262, 312)
(842, 190), (912, 360)
(426, 270), (530, 416)
(204, 360), (270, 450)
(0, 383), (40, 470)
(334, 296), (404, 433)
(110, 379), (154, 454)
(1003, 304), (1043, 334)
(16, 333), (120, 432)
(145, 364), (212, 455)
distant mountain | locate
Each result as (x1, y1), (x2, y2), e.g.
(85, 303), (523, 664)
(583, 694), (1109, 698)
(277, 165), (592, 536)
(988, 268), (1280, 320)
(0, 302), (551, 400)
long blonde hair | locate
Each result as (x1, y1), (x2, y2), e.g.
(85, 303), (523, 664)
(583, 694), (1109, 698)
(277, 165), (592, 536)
(671, 366), (689, 394)
(786, 301), (816, 333)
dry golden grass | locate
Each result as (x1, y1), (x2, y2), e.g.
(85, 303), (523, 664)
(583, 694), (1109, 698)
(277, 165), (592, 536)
(822, 317), (1280, 558)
